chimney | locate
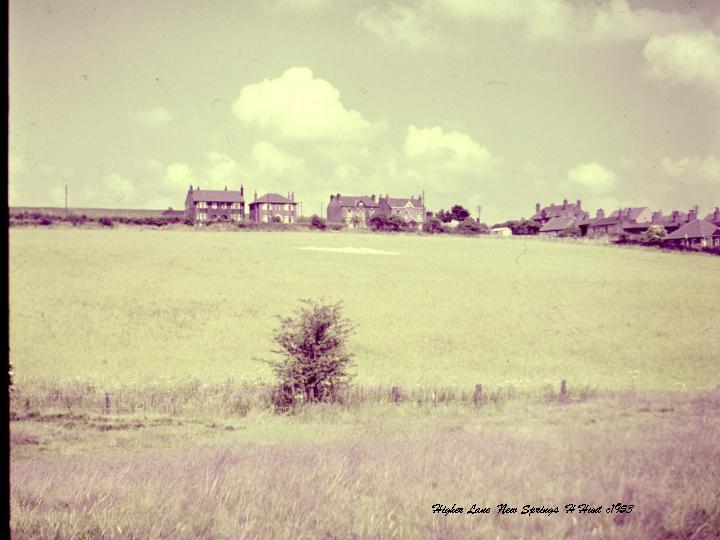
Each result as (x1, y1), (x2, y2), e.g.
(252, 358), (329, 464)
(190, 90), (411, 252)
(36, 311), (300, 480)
(224, 185), (227, 191)
(240, 184), (244, 196)
(672, 210), (680, 225)
(371, 194), (376, 202)
(189, 184), (193, 193)
(714, 207), (720, 221)
(337, 193), (341, 200)
(287, 191), (290, 200)
(596, 209), (604, 219)
(688, 207), (697, 222)
(563, 199), (568, 210)
(330, 194), (335, 201)
(652, 211), (662, 224)
(197, 185), (200, 190)
(291, 192), (295, 201)
(254, 190), (257, 202)
(535, 202), (541, 214)
(576, 199), (582, 209)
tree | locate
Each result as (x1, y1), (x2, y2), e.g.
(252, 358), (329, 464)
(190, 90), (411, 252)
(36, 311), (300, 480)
(641, 224), (667, 244)
(455, 217), (488, 235)
(422, 217), (446, 233)
(309, 215), (326, 230)
(436, 209), (453, 223)
(266, 300), (355, 411)
(450, 205), (470, 222)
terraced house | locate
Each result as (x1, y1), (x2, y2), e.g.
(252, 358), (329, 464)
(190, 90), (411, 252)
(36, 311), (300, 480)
(185, 185), (245, 225)
(327, 194), (379, 229)
(249, 192), (298, 223)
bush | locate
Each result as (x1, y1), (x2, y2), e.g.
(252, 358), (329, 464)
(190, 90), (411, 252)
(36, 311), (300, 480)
(369, 213), (408, 232)
(38, 217), (53, 226)
(265, 300), (355, 412)
(422, 217), (447, 234)
(98, 217), (114, 228)
(309, 215), (326, 230)
(641, 224), (667, 244)
(455, 217), (488, 235)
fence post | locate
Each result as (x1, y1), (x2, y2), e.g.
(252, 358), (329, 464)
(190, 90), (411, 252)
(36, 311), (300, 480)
(474, 384), (483, 406)
(391, 386), (400, 404)
(560, 380), (567, 400)
(104, 392), (110, 415)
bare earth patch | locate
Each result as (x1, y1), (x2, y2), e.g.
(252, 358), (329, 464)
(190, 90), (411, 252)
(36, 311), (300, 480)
(297, 246), (399, 255)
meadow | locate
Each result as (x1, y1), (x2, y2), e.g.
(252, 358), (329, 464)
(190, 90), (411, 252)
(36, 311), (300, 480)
(9, 228), (720, 539)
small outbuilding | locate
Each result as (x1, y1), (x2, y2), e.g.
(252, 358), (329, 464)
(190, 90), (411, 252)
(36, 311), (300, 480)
(490, 227), (512, 237)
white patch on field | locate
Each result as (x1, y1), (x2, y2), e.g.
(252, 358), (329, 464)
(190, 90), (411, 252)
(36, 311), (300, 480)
(297, 246), (399, 255)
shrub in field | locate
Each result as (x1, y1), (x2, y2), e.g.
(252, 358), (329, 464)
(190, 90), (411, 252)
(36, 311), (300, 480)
(422, 217), (446, 234)
(369, 213), (408, 232)
(266, 300), (355, 411)
(98, 217), (114, 227)
(309, 215), (326, 230)
(38, 217), (53, 226)
(455, 217), (488, 235)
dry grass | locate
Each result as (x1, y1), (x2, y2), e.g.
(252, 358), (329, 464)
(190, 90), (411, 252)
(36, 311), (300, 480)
(11, 390), (720, 539)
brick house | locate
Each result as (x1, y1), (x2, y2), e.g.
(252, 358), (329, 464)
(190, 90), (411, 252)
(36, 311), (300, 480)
(249, 192), (298, 223)
(377, 194), (426, 228)
(185, 185), (245, 226)
(326, 194), (379, 228)
(581, 207), (652, 237)
(532, 199), (588, 225)
(664, 219), (720, 248)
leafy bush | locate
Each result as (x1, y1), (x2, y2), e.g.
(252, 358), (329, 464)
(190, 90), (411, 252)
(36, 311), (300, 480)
(98, 217), (114, 227)
(265, 300), (355, 412)
(309, 215), (326, 230)
(369, 213), (408, 232)
(641, 224), (667, 244)
(455, 217), (488, 235)
(38, 217), (53, 226)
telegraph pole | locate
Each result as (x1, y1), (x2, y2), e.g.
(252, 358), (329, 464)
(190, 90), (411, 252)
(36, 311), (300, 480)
(65, 185), (68, 216)
(476, 205), (482, 224)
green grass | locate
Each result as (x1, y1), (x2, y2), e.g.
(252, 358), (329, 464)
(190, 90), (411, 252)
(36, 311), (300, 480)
(9, 228), (720, 390)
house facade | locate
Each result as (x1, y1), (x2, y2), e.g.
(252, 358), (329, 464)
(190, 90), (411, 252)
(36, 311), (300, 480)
(248, 192), (298, 223)
(664, 220), (720, 248)
(377, 194), (426, 227)
(185, 185), (245, 225)
(326, 194), (379, 228)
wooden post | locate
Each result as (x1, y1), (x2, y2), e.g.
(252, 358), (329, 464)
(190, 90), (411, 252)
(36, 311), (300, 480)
(391, 386), (399, 403)
(104, 392), (110, 415)
(560, 380), (567, 399)
(474, 384), (483, 406)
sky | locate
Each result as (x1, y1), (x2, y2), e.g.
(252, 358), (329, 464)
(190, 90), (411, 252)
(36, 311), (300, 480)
(8, 0), (720, 224)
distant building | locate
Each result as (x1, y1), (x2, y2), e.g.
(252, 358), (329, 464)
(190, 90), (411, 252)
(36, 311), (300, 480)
(185, 185), (245, 226)
(532, 199), (588, 225)
(377, 194), (426, 227)
(326, 194), (380, 228)
(538, 215), (581, 237)
(664, 219), (720, 248)
(248, 192), (298, 223)
(490, 227), (512, 237)
(704, 207), (720, 226)
(581, 207), (651, 238)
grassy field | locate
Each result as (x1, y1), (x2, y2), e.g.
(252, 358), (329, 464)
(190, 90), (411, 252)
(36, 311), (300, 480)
(9, 228), (720, 390)
(9, 228), (720, 539)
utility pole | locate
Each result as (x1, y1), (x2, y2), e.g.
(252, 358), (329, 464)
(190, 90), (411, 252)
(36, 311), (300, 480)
(477, 205), (482, 224)
(65, 185), (68, 216)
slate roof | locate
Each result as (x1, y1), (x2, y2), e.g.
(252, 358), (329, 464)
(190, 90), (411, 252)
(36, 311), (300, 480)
(531, 202), (583, 221)
(608, 207), (650, 221)
(250, 193), (296, 205)
(188, 189), (244, 203)
(539, 215), (579, 232)
(664, 220), (720, 240)
(334, 196), (379, 208)
(383, 197), (424, 208)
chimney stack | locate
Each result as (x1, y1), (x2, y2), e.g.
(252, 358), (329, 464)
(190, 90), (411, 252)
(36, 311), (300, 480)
(224, 185), (227, 191)
(535, 202), (541, 214)
(330, 194), (335, 201)
(563, 199), (568, 209)
(688, 207), (697, 222)
(596, 208), (604, 219)
(291, 192), (294, 201)
(652, 211), (662, 224)
(254, 190), (257, 202)
(576, 199), (582, 209)
(240, 184), (244, 196)
(189, 184), (193, 193)
(371, 194), (376, 202)
(337, 193), (341, 200)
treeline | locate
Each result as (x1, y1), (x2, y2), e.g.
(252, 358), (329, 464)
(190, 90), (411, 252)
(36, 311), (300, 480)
(9, 210), (192, 228)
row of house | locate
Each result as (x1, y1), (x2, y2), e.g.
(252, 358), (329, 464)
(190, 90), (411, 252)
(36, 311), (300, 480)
(532, 199), (720, 248)
(185, 185), (299, 225)
(326, 193), (426, 229)
(184, 185), (428, 229)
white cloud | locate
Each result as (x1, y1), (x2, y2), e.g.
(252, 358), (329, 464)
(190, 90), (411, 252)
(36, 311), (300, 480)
(133, 107), (174, 127)
(568, 162), (618, 193)
(203, 152), (243, 185)
(661, 155), (720, 183)
(643, 31), (720, 92)
(252, 141), (305, 177)
(164, 162), (194, 188)
(356, 4), (437, 49)
(404, 125), (495, 175)
(105, 173), (137, 201)
(232, 67), (380, 141)
(265, 0), (329, 11)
